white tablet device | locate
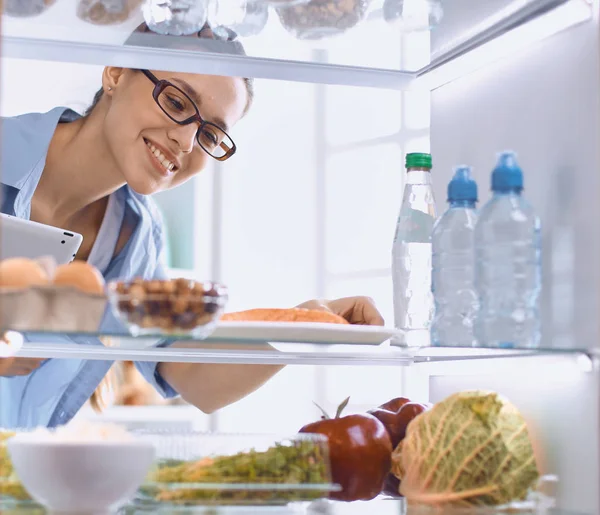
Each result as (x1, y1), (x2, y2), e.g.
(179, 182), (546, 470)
(0, 213), (83, 265)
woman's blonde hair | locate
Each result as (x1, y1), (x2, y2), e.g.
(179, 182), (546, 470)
(89, 338), (117, 412)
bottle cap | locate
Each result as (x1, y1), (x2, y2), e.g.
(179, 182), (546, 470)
(491, 151), (523, 193)
(448, 166), (478, 202)
(406, 153), (432, 169)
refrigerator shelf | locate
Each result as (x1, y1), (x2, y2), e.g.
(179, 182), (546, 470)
(11, 335), (593, 366)
(0, 497), (590, 514)
(1, 0), (585, 89)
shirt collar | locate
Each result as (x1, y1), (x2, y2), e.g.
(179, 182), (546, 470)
(2, 107), (80, 218)
(2, 107), (78, 190)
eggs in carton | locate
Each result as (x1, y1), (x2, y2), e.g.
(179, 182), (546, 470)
(0, 257), (107, 333)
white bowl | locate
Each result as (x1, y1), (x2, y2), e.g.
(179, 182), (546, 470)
(7, 437), (155, 514)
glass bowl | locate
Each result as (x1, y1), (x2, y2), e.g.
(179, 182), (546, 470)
(251, 0), (310, 6)
(132, 430), (338, 506)
(207, 0), (270, 38)
(276, 0), (371, 40)
(142, 0), (210, 36)
(3, 0), (56, 17)
(107, 279), (228, 338)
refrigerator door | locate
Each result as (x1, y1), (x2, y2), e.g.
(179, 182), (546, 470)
(429, 9), (600, 514)
(430, 12), (600, 352)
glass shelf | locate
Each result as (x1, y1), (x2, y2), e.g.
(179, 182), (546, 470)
(0, 497), (590, 514)
(9, 329), (594, 366)
(0, 0), (582, 89)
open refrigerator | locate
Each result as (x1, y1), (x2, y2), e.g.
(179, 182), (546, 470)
(1, 0), (599, 513)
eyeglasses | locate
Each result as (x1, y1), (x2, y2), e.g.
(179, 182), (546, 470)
(140, 69), (236, 161)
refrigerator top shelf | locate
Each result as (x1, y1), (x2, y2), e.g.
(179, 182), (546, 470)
(1, 0), (585, 90)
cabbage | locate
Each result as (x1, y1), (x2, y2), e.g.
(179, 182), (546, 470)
(391, 391), (539, 507)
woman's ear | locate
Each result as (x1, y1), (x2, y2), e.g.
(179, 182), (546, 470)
(102, 67), (127, 95)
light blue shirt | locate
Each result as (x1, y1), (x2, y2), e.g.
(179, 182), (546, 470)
(0, 107), (178, 429)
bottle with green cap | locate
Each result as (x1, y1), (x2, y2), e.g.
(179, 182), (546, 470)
(392, 152), (437, 347)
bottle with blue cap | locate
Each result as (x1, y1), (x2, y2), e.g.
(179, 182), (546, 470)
(431, 166), (479, 347)
(474, 151), (542, 348)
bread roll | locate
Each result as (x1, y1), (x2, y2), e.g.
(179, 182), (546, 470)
(221, 308), (349, 324)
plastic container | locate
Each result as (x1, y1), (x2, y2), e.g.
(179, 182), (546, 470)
(133, 430), (337, 506)
(108, 278), (228, 337)
(276, 0), (371, 40)
(475, 152), (542, 349)
(392, 152), (437, 347)
(431, 166), (479, 347)
(0, 286), (107, 333)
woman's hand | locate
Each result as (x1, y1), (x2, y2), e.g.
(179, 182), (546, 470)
(0, 331), (43, 377)
(296, 296), (385, 326)
(0, 357), (44, 377)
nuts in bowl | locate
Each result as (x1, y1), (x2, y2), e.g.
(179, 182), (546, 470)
(108, 278), (228, 338)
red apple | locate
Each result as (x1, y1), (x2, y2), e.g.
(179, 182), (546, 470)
(378, 397), (411, 414)
(394, 402), (427, 443)
(369, 399), (426, 449)
(368, 399), (429, 499)
(299, 397), (392, 502)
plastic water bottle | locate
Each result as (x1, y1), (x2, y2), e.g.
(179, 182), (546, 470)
(475, 152), (542, 348)
(392, 153), (437, 347)
(431, 166), (479, 347)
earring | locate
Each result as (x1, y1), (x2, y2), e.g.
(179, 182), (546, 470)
(107, 87), (113, 91)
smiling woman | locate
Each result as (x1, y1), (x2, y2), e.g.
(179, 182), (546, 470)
(0, 26), (385, 430)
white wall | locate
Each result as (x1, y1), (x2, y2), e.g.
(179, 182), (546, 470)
(1, 58), (101, 115)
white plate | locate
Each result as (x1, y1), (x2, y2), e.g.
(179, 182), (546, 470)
(209, 321), (399, 346)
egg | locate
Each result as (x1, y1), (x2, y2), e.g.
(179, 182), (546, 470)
(0, 258), (50, 289)
(54, 262), (105, 295)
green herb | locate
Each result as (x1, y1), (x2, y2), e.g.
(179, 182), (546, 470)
(0, 432), (30, 501)
(145, 439), (331, 504)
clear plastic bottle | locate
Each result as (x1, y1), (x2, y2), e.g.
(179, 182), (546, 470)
(431, 166), (478, 347)
(143, 0), (208, 36)
(392, 153), (437, 347)
(475, 152), (542, 348)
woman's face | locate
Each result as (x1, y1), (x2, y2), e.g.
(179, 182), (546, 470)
(101, 67), (248, 195)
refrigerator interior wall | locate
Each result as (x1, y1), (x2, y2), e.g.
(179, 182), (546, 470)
(427, 356), (599, 513)
(430, 15), (600, 350)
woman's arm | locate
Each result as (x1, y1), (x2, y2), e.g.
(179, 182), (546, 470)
(158, 342), (283, 413)
(156, 297), (384, 413)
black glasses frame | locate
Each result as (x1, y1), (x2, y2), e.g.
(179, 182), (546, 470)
(140, 69), (236, 161)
